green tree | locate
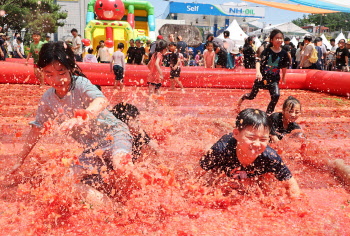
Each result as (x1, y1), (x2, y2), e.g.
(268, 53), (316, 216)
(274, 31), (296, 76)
(292, 13), (350, 32)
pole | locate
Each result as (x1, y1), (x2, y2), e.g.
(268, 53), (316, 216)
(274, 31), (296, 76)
(319, 14), (323, 36)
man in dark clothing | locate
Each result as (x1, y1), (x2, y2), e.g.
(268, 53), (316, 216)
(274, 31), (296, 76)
(0, 33), (6, 61)
(335, 39), (349, 71)
(176, 35), (187, 55)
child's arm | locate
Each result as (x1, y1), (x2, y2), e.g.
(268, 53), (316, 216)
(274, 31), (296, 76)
(281, 67), (287, 84)
(256, 61), (262, 80)
(9, 125), (43, 174)
(203, 53), (207, 68)
(122, 55), (125, 77)
(155, 56), (163, 80)
(212, 54), (215, 68)
(282, 177), (301, 199)
(96, 49), (100, 60)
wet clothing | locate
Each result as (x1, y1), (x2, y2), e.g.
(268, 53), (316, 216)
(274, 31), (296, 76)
(200, 133), (292, 181)
(29, 41), (44, 64)
(147, 53), (163, 84)
(127, 46), (137, 64)
(243, 45), (256, 69)
(169, 51), (181, 78)
(242, 47), (289, 114)
(134, 46), (145, 65)
(269, 112), (301, 140)
(132, 130), (152, 162)
(335, 47), (349, 70)
(113, 65), (124, 82)
(204, 50), (215, 68)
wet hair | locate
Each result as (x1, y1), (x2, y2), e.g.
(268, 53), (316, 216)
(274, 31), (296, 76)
(16, 37), (23, 43)
(282, 96), (301, 111)
(268, 29), (284, 47)
(330, 38), (335, 42)
(71, 28), (77, 33)
(224, 30), (230, 37)
(304, 35), (312, 43)
(37, 41), (88, 91)
(244, 36), (254, 47)
(117, 43), (124, 49)
(111, 103), (140, 124)
(152, 39), (168, 59)
(32, 31), (41, 36)
(284, 37), (290, 41)
(235, 108), (270, 131)
(88, 48), (93, 54)
(95, 85), (101, 91)
(169, 42), (177, 47)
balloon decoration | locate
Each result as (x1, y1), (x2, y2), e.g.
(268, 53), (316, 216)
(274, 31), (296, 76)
(105, 40), (114, 48)
(81, 38), (91, 47)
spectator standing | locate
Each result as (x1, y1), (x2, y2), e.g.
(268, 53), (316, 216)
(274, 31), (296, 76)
(243, 36), (256, 69)
(314, 38), (323, 70)
(13, 37), (26, 59)
(71, 28), (83, 62)
(0, 33), (6, 60)
(149, 35), (163, 61)
(83, 48), (98, 63)
(319, 37), (327, 69)
(223, 30), (236, 69)
(206, 33), (227, 68)
(127, 39), (136, 64)
(295, 42), (304, 68)
(203, 42), (215, 68)
(326, 39), (337, 71)
(43, 34), (51, 44)
(176, 35), (187, 55)
(282, 37), (292, 68)
(299, 35), (316, 69)
(5, 36), (12, 58)
(257, 37), (269, 58)
(335, 39), (349, 72)
(290, 43), (297, 69)
(144, 40), (151, 64)
(195, 50), (203, 66)
(134, 39), (145, 65)
(346, 41), (350, 67)
(96, 40), (111, 63)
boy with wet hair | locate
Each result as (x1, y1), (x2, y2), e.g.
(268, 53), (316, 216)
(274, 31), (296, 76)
(199, 108), (300, 198)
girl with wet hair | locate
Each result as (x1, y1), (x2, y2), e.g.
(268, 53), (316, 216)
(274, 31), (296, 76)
(268, 96), (303, 143)
(237, 29), (289, 115)
(147, 39), (168, 107)
(8, 41), (136, 208)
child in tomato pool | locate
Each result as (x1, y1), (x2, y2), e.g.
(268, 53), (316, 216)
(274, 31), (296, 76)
(111, 102), (160, 163)
(237, 29), (289, 115)
(199, 108), (300, 198)
(5, 41), (139, 208)
(269, 96), (304, 143)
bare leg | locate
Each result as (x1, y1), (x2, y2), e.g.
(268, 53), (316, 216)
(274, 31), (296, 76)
(146, 84), (155, 109)
(174, 77), (184, 92)
(74, 182), (114, 210)
(170, 79), (175, 90)
(34, 67), (44, 87)
(120, 81), (124, 91)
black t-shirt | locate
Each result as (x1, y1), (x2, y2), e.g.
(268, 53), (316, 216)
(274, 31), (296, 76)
(200, 133), (292, 181)
(127, 46), (137, 64)
(335, 47), (349, 68)
(243, 45), (255, 68)
(269, 112), (301, 140)
(177, 41), (187, 54)
(282, 44), (291, 53)
(132, 130), (151, 161)
(169, 52), (179, 67)
(0, 39), (5, 56)
(134, 47), (145, 64)
(260, 47), (289, 83)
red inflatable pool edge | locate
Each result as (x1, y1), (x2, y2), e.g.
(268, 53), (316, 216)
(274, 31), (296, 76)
(1, 61), (349, 97)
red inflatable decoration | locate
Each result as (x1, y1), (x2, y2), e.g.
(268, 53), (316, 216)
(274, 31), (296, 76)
(105, 39), (114, 48)
(81, 38), (91, 47)
(95, 0), (125, 21)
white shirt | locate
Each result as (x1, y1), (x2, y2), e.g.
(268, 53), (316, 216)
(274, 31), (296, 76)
(72, 36), (82, 55)
(83, 54), (98, 63)
(329, 45), (338, 61)
(111, 50), (125, 68)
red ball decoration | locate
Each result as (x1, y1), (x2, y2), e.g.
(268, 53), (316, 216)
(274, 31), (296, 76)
(105, 40), (114, 48)
(81, 38), (91, 47)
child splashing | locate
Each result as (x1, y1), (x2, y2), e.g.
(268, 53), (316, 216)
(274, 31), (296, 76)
(237, 29), (289, 115)
(269, 96), (303, 143)
(146, 39), (168, 108)
(5, 42), (138, 207)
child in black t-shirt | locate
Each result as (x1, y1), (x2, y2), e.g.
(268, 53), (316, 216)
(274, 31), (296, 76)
(134, 39), (145, 65)
(168, 42), (185, 92)
(111, 103), (159, 162)
(237, 29), (289, 115)
(127, 39), (136, 64)
(269, 96), (303, 143)
(199, 108), (300, 198)
(335, 39), (349, 71)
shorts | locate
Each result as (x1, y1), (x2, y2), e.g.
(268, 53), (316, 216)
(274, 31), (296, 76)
(71, 126), (132, 189)
(216, 50), (227, 67)
(113, 65), (124, 82)
(170, 67), (181, 79)
(147, 82), (162, 90)
(100, 61), (110, 63)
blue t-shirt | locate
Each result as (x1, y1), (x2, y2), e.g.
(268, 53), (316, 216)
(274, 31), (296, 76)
(30, 76), (130, 147)
(200, 133), (292, 181)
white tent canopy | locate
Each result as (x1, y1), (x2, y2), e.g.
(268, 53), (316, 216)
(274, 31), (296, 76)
(320, 34), (331, 50)
(254, 37), (261, 48)
(291, 37), (298, 47)
(335, 32), (346, 44)
(263, 22), (309, 36)
(218, 19), (248, 47)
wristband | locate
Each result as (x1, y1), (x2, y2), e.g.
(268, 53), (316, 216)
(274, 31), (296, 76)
(74, 109), (94, 121)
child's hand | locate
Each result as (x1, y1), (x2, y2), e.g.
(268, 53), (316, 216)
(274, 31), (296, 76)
(159, 74), (163, 80)
(59, 118), (86, 132)
(256, 72), (263, 81)
(123, 73), (125, 78)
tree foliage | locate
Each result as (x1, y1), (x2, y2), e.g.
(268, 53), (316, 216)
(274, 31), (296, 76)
(0, 0), (67, 34)
(292, 13), (350, 32)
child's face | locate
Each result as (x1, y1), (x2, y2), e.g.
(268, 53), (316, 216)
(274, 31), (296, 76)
(136, 41), (140, 47)
(42, 61), (71, 94)
(169, 45), (176, 52)
(198, 52), (201, 55)
(32, 34), (41, 42)
(207, 44), (213, 51)
(235, 125), (269, 163)
(271, 33), (284, 47)
(283, 104), (301, 124)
